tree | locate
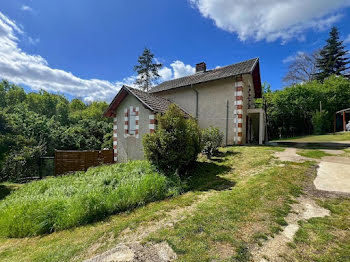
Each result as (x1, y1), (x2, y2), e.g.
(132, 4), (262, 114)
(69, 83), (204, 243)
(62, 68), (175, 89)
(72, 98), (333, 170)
(264, 76), (350, 139)
(134, 48), (162, 91)
(283, 51), (319, 85)
(316, 27), (349, 81)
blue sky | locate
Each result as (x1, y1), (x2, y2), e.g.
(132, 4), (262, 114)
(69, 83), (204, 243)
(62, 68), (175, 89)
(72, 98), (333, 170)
(0, 0), (350, 102)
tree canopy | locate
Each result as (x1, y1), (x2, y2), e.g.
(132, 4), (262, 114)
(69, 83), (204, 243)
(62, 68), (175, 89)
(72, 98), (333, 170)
(264, 76), (350, 139)
(0, 80), (112, 181)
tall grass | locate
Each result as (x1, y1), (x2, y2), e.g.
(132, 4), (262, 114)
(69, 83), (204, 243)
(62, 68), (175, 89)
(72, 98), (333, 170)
(0, 161), (181, 238)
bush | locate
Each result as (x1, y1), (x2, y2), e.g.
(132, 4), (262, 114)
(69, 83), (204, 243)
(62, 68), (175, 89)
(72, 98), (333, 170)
(143, 104), (201, 174)
(1, 143), (46, 182)
(201, 127), (223, 158)
(0, 161), (180, 237)
(311, 110), (329, 135)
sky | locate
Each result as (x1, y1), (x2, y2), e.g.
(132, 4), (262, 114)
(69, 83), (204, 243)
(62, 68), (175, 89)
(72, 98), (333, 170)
(0, 0), (350, 103)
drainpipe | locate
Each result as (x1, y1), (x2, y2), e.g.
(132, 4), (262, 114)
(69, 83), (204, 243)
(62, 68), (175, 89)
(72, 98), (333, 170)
(191, 84), (199, 119)
(226, 100), (229, 145)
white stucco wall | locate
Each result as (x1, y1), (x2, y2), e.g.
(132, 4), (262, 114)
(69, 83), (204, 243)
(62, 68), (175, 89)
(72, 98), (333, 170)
(155, 74), (255, 145)
(115, 94), (153, 162)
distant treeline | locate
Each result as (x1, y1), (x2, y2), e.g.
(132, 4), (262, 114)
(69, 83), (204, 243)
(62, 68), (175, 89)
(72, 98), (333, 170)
(262, 75), (350, 139)
(0, 80), (112, 181)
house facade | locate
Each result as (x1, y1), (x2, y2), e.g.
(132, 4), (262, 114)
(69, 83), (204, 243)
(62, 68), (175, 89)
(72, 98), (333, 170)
(104, 58), (265, 162)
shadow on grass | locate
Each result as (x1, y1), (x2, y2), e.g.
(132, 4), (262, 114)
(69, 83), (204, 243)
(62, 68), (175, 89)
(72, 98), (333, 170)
(269, 141), (350, 150)
(209, 151), (241, 163)
(185, 152), (236, 192)
(0, 185), (12, 201)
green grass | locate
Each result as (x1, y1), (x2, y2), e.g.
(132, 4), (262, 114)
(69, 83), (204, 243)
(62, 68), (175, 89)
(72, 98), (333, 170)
(287, 198), (350, 262)
(297, 149), (333, 159)
(272, 132), (350, 142)
(0, 146), (347, 262)
(341, 148), (350, 157)
(0, 146), (285, 262)
(0, 183), (22, 201)
(146, 155), (311, 261)
(0, 161), (180, 238)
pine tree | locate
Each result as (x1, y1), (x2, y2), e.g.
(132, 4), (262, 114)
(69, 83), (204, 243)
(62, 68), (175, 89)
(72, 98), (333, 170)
(316, 27), (349, 81)
(134, 48), (162, 91)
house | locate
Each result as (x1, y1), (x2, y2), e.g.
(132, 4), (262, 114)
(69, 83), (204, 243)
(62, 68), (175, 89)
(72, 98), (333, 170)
(104, 58), (265, 162)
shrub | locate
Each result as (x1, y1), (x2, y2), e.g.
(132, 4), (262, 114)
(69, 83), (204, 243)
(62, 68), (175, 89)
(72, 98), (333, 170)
(143, 104), (201, 174)
(311, 110), (329, 135)
(1, 143), (46, 182)
(0, 161), (180, 237)
(201, 126), (223, 158)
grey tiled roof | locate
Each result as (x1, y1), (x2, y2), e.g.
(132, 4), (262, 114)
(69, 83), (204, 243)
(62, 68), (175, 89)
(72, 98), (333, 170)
(125, 86), (190, 116)
(149, 58), (259, 93)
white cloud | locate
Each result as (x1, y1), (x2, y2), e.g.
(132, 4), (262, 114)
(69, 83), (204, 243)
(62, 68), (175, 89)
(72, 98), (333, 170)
(0, 12), (128, 103)
(283, 51), (306, 64)
(158, 66), (173, 81)
(159, 60), (195, 81)
(190, 0), (350, 42)
(27, 36), (40, 45)
(21, 5), (33, 12)
(0, 12), (195, 102)
(170, 60), (196, 79)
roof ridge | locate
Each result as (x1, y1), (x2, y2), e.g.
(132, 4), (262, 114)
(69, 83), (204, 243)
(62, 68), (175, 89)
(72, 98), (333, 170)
(207, 57), (259, 74)
(157, 57), (258, 86)
(149, 57), (259, 94)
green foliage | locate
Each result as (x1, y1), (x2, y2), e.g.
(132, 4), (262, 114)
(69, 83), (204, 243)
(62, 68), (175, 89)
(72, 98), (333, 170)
(134, 48), (163, 91)
(0, 80), (113, 181)
(316, 27), (349, 81)
(311, 110), (329, 135)
(201, 126), (223, 158)
(143, 104), (201, 174)
(1, 143), (46, 182)
(0, 161), (180, 237)
(264, 76), (350, 139)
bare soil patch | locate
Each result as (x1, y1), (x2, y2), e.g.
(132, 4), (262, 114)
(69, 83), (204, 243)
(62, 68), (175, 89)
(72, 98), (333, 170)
(84, 191), (216, 262)
(251, 195), (330, 262)
(85, 242), (176, 262)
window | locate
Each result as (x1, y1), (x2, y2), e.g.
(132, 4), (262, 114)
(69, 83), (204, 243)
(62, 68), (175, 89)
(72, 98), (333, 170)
(129, 110), (136, 135)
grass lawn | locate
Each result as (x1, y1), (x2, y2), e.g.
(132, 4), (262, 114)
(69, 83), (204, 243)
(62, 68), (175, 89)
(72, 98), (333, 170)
(0, 146), (348, 261)
(272, 132), (350, 142)
(296, 149), (333, 159)
(287, 198), (350, 261)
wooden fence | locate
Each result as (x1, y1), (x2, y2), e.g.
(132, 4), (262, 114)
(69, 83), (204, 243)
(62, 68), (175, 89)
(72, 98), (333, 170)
(55, 149), (114, 175)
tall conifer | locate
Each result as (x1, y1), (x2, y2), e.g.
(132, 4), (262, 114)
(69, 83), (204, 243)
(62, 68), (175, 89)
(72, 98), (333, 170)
(134, 48), (162, 91)
(316, 27), (349, 81)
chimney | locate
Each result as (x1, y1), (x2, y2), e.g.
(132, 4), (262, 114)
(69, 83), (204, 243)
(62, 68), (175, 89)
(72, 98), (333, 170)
(195, 62), (206, 73)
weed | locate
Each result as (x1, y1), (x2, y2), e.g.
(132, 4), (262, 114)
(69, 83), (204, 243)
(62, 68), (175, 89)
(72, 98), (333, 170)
(0, 161), (180, 237)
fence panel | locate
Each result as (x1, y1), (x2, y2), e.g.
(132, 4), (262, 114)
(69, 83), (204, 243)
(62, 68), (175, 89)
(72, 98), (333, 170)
(55, 149), (114, 175)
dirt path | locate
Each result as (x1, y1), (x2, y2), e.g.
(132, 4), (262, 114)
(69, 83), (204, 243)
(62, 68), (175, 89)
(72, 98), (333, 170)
(251, 195), (330, 262)
(84, 191), (216, 262)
